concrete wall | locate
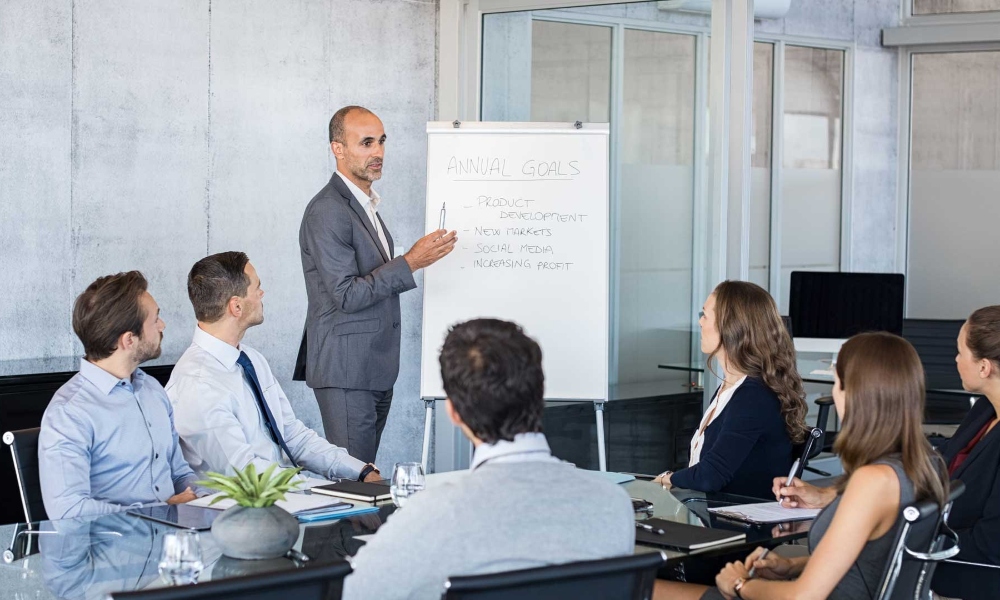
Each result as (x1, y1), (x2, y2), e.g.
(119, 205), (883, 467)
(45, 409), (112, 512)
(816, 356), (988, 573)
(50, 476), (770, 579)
(0, 0), (438, 475)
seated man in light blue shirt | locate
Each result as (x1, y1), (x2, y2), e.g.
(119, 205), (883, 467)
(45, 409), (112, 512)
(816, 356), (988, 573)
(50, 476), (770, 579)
(343, 319), (635, 600)
(166, 252), (380, 484)
(39, 271), (206, 520)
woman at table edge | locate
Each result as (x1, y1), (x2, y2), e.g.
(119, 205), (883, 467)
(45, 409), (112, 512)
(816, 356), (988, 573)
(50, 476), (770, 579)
(778, 305), (1000, 597)
(655, 280), (809, 500)
(657, 332), (949, 600)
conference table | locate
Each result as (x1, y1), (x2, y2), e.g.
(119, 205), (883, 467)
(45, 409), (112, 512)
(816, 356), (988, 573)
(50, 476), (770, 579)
(0, 472), (811, 599)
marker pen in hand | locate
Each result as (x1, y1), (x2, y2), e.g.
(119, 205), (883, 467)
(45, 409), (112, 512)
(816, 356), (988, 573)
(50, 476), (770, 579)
(438, 202), (446, 230)
(779, 458), (801, 506)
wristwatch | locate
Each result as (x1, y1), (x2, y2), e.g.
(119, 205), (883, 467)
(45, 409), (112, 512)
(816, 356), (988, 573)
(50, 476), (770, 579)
(733, 577), (747, 599)
(358, 463), (379, 482)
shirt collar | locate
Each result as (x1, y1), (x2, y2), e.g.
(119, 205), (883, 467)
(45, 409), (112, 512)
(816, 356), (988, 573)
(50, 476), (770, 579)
(470, 432), (552, 471)
(78, 359), (138, 396)
(192, 326), (241, 370)
(335, 170), (382, 211)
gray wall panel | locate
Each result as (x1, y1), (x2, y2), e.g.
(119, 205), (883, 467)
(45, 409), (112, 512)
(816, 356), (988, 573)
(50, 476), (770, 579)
(0, 0), (74, 361)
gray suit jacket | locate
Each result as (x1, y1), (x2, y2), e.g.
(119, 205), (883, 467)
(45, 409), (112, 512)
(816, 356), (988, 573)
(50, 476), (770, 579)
(294, 173), (417, 391)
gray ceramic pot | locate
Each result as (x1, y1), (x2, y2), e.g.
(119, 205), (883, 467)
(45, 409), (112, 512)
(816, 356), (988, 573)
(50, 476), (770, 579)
(211, 505), (299, 560)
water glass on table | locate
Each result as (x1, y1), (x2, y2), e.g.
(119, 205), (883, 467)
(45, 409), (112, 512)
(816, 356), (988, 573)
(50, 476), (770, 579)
(391, 462), (426, 508)
(158, 530), (203, 585)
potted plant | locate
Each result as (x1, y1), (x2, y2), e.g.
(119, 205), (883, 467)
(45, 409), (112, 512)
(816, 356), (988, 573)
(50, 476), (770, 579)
(199, 463), (303, 560)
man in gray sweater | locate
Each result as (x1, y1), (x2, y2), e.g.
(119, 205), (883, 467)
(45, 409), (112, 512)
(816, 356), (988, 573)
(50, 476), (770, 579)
(343, 318), (635, 600)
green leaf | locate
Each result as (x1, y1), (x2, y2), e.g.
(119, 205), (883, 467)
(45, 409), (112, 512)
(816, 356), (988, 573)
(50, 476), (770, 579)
(200, 463), (303, 508)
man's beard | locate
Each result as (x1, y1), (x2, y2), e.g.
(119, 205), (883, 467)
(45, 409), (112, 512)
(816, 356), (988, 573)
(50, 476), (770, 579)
(351, 160), (382, 183)
(135, 334), (162, 364)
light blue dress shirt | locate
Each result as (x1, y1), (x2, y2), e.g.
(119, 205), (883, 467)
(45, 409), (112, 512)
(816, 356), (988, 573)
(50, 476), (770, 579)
(38, 359), (204, 520)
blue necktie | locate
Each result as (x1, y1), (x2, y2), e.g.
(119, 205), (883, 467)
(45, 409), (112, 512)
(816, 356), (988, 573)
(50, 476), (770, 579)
(236, 351), (298, 468)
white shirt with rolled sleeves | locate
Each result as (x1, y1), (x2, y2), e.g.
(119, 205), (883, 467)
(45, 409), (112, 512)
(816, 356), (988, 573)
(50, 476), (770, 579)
(166, 326), (366, 482)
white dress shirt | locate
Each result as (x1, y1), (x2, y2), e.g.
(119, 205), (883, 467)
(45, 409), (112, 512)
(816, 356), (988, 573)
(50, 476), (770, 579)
(688, 375), (747, 467)
(336, 170), (391, 258)
(469, 433), (562, 471)
(166, 327), (366, 481)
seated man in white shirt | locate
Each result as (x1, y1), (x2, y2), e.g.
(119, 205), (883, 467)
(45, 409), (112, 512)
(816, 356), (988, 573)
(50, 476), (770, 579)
(343, 318), (635, 600)
(166, 251), (382, 484)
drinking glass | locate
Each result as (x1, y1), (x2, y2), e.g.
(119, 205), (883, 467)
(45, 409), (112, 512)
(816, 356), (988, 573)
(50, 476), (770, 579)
(390, 462), (426, 508)
(158, 530), (203, 585)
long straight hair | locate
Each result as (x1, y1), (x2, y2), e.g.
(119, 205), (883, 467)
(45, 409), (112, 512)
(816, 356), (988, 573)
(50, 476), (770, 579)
(834, 332), (948, 506)
(708, 281), (809, 444)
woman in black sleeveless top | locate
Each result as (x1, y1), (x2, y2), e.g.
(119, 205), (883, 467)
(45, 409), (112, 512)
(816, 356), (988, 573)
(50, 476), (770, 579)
(655, 333), (949, 600)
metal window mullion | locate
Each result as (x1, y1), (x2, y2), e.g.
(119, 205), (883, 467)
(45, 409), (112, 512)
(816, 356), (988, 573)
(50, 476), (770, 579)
(898, 49), (915, 313)
(769, 40), (785, 298)
(691, 31), (710, 368)
(608, 22), (625, 387)
(840, 46), (855, 271)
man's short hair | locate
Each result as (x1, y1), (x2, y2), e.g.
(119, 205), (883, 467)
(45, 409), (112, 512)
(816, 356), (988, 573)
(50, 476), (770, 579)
(187, 251), (251, 323)
(72, 271), (149, 361)
(329, 105), (373, 144)
(439, 319), (545, 444)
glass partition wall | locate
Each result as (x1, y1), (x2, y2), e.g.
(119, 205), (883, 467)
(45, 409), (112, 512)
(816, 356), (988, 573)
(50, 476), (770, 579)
(481, 7), (849, 400)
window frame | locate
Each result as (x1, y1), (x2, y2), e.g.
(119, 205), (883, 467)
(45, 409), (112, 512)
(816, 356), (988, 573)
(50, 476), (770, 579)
(895, 42), (1000, 315)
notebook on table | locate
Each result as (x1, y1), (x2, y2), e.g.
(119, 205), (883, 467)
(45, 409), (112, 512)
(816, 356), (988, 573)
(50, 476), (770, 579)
(708, 502), (821, 524)
(188, 491), (351, 515)
(310, 480), (393, 503)
(633, 518), (746, 551)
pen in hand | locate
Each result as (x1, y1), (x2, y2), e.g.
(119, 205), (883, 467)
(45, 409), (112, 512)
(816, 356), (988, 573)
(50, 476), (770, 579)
(779, 458), (801, 506)
(635, 521), (665, 535)
(747, 548), (769, 578)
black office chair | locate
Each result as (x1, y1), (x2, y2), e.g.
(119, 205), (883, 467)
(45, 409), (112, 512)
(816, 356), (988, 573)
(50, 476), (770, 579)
(109, 560), (352, 600)
(3, 427), (47, 524)
(902, 319), (976, 425)
(874, 480), (964, 600)
(798, 398), (837, 477)
(442, 551), (667, 600)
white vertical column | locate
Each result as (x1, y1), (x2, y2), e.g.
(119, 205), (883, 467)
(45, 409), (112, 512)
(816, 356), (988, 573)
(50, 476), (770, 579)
(709, 0), (755, 283)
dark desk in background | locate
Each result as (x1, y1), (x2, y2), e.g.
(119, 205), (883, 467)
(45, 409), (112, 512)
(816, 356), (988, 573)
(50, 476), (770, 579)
(0, 358), (175, 525)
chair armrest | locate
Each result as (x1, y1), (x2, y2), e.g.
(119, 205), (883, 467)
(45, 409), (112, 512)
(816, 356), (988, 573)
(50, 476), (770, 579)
(814, 396), (834, 406)
(944, 559), (1000, 570)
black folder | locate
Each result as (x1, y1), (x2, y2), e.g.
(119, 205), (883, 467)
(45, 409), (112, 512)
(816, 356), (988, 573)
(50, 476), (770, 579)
(311, 479), (392, 503)
(634, 518), (746, 551)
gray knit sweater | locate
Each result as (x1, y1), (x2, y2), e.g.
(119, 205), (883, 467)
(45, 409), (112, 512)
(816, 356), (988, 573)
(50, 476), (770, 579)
(343, 462), (636, 600)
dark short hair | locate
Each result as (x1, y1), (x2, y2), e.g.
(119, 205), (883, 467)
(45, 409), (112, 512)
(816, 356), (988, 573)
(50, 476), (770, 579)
(187, 251), (251, 323)
(439, 319), (545, 444)
(329, 105), (372, 144)
(72, 271), (149, 361)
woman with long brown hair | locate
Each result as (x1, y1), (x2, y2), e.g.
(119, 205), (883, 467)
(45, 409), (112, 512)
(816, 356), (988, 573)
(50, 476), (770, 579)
(656, 332), (949, 600)
(655, 280), (808, 499)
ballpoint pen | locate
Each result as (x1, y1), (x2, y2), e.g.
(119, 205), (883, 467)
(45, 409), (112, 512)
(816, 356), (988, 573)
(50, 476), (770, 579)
(779, 458), (801, 506)
(747, 548), (770, 578)
(635, 521), (665, 535)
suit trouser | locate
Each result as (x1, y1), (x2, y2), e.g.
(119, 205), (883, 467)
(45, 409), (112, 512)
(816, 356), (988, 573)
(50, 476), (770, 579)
(314, 387), (393, 464)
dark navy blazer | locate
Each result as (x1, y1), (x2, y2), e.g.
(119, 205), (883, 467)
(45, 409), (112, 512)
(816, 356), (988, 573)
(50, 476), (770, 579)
(932, 396), (1000, 597)
(670, 377), (794, 499)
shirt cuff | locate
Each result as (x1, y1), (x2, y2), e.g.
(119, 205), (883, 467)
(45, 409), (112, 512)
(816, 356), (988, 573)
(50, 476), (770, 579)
(333, 456), (368, 481)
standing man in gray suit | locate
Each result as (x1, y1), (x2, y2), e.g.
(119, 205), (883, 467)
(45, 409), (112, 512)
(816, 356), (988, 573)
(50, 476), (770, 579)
(295, 105), (456, 464)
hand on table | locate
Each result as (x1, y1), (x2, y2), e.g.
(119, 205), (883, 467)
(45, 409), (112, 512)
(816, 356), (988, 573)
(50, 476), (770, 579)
(653, 472), (673, 489)
(166, 487), (197, 505)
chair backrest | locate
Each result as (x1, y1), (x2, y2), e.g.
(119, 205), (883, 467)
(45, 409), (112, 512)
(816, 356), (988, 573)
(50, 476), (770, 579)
(875, 481), (964, 600)
(901, 319), (965, 390)
(3, 428), (46, 523)
(442, 551), (666, 600)
(109, 560), (352, 600)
